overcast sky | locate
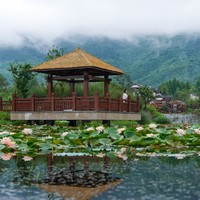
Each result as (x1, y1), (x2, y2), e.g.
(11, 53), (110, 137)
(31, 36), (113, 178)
(0, 0), (200, 47)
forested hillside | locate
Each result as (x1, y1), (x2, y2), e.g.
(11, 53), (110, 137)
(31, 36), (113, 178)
(0, 34), (200, 86)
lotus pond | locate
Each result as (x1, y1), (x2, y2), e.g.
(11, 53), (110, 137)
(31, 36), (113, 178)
(0, 123), (200, 199)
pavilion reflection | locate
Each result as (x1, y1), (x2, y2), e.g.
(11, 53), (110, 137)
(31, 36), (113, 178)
(36, 154), (122, 200)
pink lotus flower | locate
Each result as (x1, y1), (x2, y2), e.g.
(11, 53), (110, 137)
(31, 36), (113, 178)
(136, 126), (144, 131)
(115, 148), (128, 160)
(96, 152), (105, 158)
(62, 132), (69, 137)
(96, 126), (104, 132)
(117, 128), (126, 134)
(194, 129), (200, 134)
(148, 152), (157, 157)
(1, 137), (16, 148)
(23, 156), (33, 161)
(22, 128), (33, 135)
(175, 154), (186, 159)
(86, 127), (94, 131)
(120, 147), (127, 154)
(146, 133), (154, 138)
(1, 153), (13, 161)
(176, 129), (185, 136)
(149, 124), (157, 129)
(117, 153), (128, 160)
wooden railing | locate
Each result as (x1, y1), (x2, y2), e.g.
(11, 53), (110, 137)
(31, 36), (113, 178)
(0, 97), (12, 112)
(0, 93), (140, 113)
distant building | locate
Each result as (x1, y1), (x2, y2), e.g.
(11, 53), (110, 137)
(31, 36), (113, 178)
(190, 94), (199, 100)
(131, 84), (142, 90)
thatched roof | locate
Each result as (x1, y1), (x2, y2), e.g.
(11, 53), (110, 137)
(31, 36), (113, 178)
(37, 180), (122, 200)
(32, 48), (124, 76)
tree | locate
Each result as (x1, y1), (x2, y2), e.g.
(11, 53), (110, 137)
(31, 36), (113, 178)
(159, 78), (192, 99)
(196, 77), (200, 95)
(9, 63), (35, 98)
(0, 74), (9, 93)
(45, 46), (67, 96)
(112, 73), (133, 89)
(138, 85), (154, 109)
(195, 77), (200, 106)
(45, 45), (64, 61)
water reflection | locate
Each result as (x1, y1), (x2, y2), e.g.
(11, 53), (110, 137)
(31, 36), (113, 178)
(0, 155), (200, 199)
(36, 155), (122, 200)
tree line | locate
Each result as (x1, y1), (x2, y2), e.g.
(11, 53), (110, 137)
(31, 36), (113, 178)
(0, 47), (199, 113)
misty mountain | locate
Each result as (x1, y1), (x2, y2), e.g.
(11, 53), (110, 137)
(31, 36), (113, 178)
(0, 34), (200, 86)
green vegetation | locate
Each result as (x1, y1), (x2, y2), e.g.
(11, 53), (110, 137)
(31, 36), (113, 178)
(0, 37), (199, 123)
(0, 34), (200, 87)
(147, 105), (171, 124)
(0, 123), (199, 161)
(9, 63), (36, 98)
(158, 77), (200, 111)
(0, 112), (10, 125)
(45, 45), (65, 61)
(138, 86), (154, 109)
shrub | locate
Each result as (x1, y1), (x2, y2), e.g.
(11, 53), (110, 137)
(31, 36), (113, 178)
(154, 115), (171, 124)
(138, 111), (152, 125)
(0, 111), (10, 121)
(147, 105), (160, 116)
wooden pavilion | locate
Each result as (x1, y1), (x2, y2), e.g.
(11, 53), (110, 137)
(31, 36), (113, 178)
(10, 48), (140, 125)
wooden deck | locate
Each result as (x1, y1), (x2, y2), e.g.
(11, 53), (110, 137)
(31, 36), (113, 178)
(10, 111), (141, 121)
(0, 94), (141, 123)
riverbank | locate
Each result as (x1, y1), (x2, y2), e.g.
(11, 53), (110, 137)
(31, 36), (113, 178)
(164, 114), (200, 124)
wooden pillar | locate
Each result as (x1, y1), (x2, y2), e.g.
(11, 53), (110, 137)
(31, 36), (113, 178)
(47, 154), (54, 172)
(118, 94), (122, 112)
(31, 93), (35, 111)
(72, 92), (76, 110)
(137, 96), (140, 112)
(106, 92), (110, 111)
(69, 120), (77, 127)
(102, 120), (110, 126)
(47, 73), (53, 97)
(128, 96), (131, 112)
(51, 93), (55, 111)
(84, 72), (89, 97)
(12, 93), (16, 111)
(94, 92), (99, 111)
(0, 97), (2, 111)
(104, 75), (109, 97)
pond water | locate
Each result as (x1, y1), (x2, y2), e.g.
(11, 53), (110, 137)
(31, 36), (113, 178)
(1, 155), (200, 200)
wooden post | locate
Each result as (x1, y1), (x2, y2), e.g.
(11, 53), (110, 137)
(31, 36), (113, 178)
(118, 94), (122, 112)
(31, 93), (35, 111)
(12, 93), (16, 111)
(128, 96), (131, 112)
(94, 92), (99, 111)
(72, 92), (76, 110)
(83, 72), (89, 97)
(47, 154), (54, 172)
(51, 93), (55, 111)
(104, 75), (109, 97)
(0, 97), (2, 111)
(106, 92), (110, 111)
(137, 96), (140, 112)
(47, 73), (53, 97)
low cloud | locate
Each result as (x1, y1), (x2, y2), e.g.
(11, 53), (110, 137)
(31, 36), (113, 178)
(0, 0), (200, 47)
